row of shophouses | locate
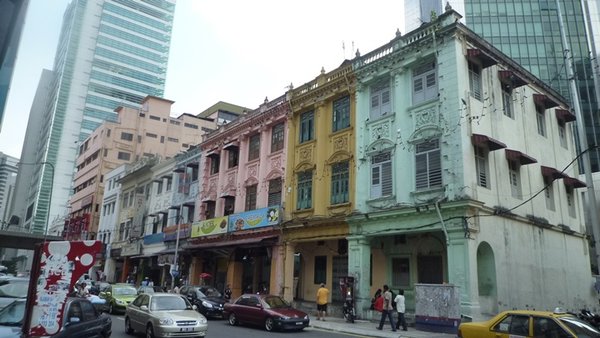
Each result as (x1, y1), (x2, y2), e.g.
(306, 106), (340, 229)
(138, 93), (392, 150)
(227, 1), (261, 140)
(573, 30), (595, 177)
(64, 10), (598, 320)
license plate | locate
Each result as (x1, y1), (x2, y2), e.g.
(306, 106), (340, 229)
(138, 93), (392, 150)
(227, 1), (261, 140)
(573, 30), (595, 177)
(180, 327), (194, 332)
(296, 322), (303, 325)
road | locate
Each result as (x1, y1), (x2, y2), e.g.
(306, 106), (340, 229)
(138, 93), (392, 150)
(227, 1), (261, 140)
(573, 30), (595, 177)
(109, 314), (367, 338)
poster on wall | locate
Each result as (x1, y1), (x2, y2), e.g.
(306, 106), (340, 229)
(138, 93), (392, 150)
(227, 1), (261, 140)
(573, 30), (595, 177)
(26, 240), (102, 337)
(191, 216), (228, 238)
(228, 206), (280, 232)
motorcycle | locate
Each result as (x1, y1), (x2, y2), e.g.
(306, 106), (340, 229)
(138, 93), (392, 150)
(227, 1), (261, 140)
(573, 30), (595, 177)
(339, 276), (355, 323)
(577, 309), (600, 329)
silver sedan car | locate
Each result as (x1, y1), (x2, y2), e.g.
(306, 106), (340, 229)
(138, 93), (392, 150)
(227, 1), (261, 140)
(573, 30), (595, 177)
(125, 293), (208, 338)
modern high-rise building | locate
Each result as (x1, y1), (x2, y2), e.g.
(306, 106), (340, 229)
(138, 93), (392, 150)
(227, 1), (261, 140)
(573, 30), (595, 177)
(405, 0), (600, 172)
(0, 0), (29, 132)
(12, 0), (176, 234)
(0, 152), (18, 227)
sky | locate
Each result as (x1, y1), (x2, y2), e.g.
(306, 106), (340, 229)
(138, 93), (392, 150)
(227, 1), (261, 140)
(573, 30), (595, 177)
(0, 0), (405, 159)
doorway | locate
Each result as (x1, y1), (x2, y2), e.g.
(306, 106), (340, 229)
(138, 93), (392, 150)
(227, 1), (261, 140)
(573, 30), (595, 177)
(417, 255), (443, 284)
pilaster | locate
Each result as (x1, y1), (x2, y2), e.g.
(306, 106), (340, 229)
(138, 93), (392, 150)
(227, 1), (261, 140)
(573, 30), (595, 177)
(227, 260), (244, 300)
(348, 235), (371, 317)
(282, 241), (296, 302)
(446, 229), (480, 318)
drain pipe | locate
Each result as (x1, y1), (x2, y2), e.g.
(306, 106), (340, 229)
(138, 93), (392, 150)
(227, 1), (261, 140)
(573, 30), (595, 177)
(434, 198), (450, 247)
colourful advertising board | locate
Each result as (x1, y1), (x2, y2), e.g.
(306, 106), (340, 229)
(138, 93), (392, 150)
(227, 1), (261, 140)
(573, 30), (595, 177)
(163, 223), (191, 241)
(26, 240), (102, 337)
(228, 206), (280, 232)
(191, 216), (228, 238)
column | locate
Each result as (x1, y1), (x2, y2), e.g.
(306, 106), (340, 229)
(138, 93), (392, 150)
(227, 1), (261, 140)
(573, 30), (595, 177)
(189, 255), (203, 286)
(446, 228), (480, 319)
(227, 260), (244, 300)
(269, 244), (284, 296)
(282, 241), (296, 302)
(120, 257), (130, 283)
(347, 235), (371, 318)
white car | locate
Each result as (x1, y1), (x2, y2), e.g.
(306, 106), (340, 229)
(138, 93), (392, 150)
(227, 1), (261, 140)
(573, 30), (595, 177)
(125, 293), (208, 337)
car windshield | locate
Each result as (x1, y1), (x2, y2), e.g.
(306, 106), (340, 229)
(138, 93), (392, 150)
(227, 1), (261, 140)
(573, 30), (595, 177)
(113, 286), (137, 296)
(199, 287), (221, 298)
(559, 316), (600, 336)
(0, 300), (25, 326)
(263, 296), (289, 309)
(0, 280), (28, 298)
(151, 296), (189, 311)
(139, 287), (154, 294)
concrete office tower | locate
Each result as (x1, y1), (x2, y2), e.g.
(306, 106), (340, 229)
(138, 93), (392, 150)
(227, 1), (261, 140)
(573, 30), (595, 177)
(0, 0), (29, 132)
(14, 0), (176, 234)
(0, 152), (18, 228)
(405, 0), (600, 172)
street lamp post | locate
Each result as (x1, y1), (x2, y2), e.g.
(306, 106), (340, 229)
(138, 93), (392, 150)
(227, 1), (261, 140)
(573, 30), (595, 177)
(18, 161), (54, 242)
(170, 204), (184, 291)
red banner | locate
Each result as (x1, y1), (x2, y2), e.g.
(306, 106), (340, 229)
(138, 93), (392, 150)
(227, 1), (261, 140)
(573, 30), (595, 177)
(26, 240), (102, 336)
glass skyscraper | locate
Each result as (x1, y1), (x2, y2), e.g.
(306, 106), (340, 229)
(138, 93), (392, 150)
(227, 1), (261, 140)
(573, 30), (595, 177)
(405, 0), (600, 172)
(14, 0), (175, 234)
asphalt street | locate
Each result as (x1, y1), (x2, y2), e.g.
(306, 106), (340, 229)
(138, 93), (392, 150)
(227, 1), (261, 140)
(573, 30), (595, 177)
(109, 314), (366, 338)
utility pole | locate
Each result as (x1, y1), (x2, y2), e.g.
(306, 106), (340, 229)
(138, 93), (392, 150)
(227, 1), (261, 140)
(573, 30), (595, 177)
(556, 0), (600, 272)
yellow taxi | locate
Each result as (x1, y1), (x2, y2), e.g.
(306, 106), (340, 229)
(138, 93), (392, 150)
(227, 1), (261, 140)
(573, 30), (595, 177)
(457, 309), (600, 337)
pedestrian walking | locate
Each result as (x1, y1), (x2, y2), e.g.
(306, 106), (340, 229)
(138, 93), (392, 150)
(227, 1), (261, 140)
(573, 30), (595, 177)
(376, 285), (396, 332)
(224, 284), (232, 301)
(394, 289), (407, 331)
(316, 282), (330, 321)
(370, 288), (382, 310)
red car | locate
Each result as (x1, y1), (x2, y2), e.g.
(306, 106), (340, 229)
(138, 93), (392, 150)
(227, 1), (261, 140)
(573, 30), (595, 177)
(224, 294), (309, 331)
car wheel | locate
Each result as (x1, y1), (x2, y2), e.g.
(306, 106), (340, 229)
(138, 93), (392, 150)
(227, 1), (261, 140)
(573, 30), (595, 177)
(146, 324), (155, 338)
(125, 316), (133, 335)
(228, 313), (238, 326)
(265, 317), (275, 332)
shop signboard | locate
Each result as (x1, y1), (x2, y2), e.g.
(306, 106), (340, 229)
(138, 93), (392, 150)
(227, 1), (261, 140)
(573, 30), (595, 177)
(121, 241), (141, 256)
(143, 232), (164, 245)
(163, 223), (191, 241)
(191, 216), (228, 238)
(228, 206), (280, 232)
(24, 241), (102, 337)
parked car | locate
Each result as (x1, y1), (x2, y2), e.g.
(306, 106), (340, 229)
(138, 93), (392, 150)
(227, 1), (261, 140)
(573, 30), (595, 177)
(0, 297), (111, 338)
(224, 294), (309, 332)
(180, 285), (226, 318)
(125, 293), (208, 338)
(99, 283), (137, 314)
(457, 309), (600, 338)
(0, 277), (28, 311)
(137, 285), (165, 295)
(0, 298), (25, 338)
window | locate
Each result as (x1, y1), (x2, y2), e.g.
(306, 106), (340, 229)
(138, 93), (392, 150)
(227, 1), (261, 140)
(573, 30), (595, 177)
(248, 134), (260, 161)
(413, 61), (437, 104)
(392, 257), (410, 286)
(300, 110), (314, 143)
(271, 123), (285, 152)
(567, 188), (575, 217)
(314, 256), (327, 284)
(558, 123), (567, 148)
(508, 160), (521, 198)
(296, 170), (313, 210)
(544, 178), (555, 211)
(204, 201), (215, 219)
(268, 178), (282, 206)
(103, 149), (108, 157)
(184, 123), (198, 129)
(191, 165), (199, 181)
(106, 129), (111, 137)
(331, 161), (349, 204)
(228, 149), (239, 168)
(475, 146), (489, 188)
(168, 137), (179, 142)
(209, 155), (220, 175)
(223, 197), (235, 215)
(166, 178), (172, 191)
(468, 62), (482, 101)
(533, 317), (570, 338)
(120, 132), (133, 141)
(502, 87), (513, 118)
(146, 132), (157, 138)
(160, 136), (165, 143)
(333, 95), (351, 131)
(370, 81), (391, 120)
(122, 192), (129, 208)
(415, 139), (442, 189)
(493, 315), (530, 336)
(371, 152), (392, 198)
(245, 185), (257, 211)
(157, 180), (163, 194)
(117, 151), (131, 160)
(149, 115), (161, 121)
(536, 106), (546, 136)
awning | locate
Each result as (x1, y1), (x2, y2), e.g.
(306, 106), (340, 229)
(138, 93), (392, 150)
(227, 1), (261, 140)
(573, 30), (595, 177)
(206, 149), (220, 158)
(498, 70), (528, 88)
(223, 141), (239, 150)
(555, 109), (576, 123)
(563, 176), (586, 189)
(173, 166), (186, 173)
(533, 94), (559, 109)
(467, 49), (497, 68)
(155, 248), (177, 255)
(505, 149), (537, 165)
(540, 166), (567, 182)
(184, 236), (278, 250)
(186, 162), (199, 168)
(471, 133), (506, 151)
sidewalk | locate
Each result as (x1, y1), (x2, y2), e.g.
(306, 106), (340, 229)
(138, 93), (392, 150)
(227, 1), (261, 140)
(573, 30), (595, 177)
(309, 316), (456, 338)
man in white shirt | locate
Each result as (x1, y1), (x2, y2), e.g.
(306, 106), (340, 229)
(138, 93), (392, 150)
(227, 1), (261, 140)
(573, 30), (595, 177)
(394, 289), (407, 331)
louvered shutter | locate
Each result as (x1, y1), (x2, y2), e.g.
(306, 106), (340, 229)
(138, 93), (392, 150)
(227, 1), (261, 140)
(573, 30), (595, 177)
(415, 153), (428, 189)
(381, 161), (392, 196)
(371, 165), (381, 198)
